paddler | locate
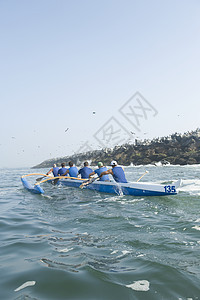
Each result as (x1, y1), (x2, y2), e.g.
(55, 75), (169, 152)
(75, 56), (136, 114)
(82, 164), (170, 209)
(63, 161), (78, 178)
(78, 161), (93, 179)
(89, 162), (110, 181)
(99, 160), (127, 183)
(58, 163), (68, 176)
(46, 163), (59, 177)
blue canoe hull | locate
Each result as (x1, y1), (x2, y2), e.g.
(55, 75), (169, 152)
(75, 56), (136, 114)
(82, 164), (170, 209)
(21, 175), (181, 196)
(56, 178), (181, 196)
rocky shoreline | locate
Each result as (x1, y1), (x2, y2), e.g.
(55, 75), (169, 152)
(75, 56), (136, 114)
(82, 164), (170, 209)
(32, 129), (200, 169)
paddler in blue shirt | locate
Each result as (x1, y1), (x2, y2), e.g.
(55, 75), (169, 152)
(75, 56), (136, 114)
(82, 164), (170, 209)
(46, 164), (59, 177)
(58, 163), (68, 176)
(78, 161), (93, 179)
(99, 160), (127, 183)
(89, 162), (110, 181)
(63, 161), (78, 178)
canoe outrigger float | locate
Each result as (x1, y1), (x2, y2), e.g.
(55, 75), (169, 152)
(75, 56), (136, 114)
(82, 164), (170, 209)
(21, 173), (182, 196)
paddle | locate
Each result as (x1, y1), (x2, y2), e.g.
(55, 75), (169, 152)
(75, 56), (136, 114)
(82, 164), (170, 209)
(36, 175), (54, 182)
(79, 176), (100, 189)
(36, 176), (46, 182)
(136, 170), (149, 182)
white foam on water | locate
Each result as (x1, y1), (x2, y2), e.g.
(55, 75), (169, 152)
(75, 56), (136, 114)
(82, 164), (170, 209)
(129, 198), (145, 203)
(14, 281), (36, 292)
(182, 164), (200, 168)
(192, 225), (200, 231)
(136, 254), (145, 257)
(122, 250), (131, 255)
(189, 242), (195, 246)
(120, 199), (143, 205)
(179, 179), (200, 193)
(126, 280), (150, 291)
(183, 179), (200, 184)
(117, 250), (131, 258)
(42, 194), (52, 199)
(111, 250), (118, 254)
(57, 247), (73, 253)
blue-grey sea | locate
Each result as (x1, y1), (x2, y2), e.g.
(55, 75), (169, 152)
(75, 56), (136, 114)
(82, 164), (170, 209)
(0, 165), (200, 300)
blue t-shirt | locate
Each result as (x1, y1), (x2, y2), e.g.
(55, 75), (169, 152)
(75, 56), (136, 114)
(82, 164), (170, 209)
(58, 167), (68, 176)
(112, 166), (127, 183)
(52, 167), (59, 177)
(78, 166), (93, 179)
(95, 166), (110, 181)
(68, 166), (78, 177)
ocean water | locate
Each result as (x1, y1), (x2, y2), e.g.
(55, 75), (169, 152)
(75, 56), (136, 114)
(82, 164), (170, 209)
(0, 165), (200, 300)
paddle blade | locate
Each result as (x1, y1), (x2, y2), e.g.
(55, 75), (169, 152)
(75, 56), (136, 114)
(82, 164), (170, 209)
(52, 178), (60, 185)
(36, 176), (45, 182)
(79, 177), (99, 189)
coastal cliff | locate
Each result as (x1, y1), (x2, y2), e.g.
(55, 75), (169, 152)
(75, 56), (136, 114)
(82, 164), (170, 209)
(32, 129), (200, 168)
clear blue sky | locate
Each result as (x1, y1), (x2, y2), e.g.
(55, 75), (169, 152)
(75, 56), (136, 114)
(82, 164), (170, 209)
(0, 0), (200, 168)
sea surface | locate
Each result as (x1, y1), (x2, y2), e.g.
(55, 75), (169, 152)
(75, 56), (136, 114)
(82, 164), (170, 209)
(0, 165), (200, 300)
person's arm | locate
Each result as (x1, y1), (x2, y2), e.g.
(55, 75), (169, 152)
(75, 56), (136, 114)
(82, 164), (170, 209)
(63, 170), (69, 176)
(99, 169), (113, 178)
(89, 171), (95, 178)
(46, 168), (53, 175)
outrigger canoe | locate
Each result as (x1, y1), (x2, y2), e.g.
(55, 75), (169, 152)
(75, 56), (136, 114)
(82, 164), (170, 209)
(21, 174), (182, 196)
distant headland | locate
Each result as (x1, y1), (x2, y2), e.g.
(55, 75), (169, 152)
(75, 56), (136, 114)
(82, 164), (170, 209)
(32, 128), (200, 169)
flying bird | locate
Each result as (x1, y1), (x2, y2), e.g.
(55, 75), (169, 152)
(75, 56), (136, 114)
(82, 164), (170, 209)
(65, 128), (69, 132)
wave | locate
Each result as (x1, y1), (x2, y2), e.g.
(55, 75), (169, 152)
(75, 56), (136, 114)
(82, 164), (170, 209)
(178, 179), (200, 195)
(125, 163), (200, 169)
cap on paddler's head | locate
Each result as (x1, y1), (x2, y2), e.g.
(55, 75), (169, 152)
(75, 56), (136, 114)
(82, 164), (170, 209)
(97, 162), (103, 167)
(110, 160), (117, 166)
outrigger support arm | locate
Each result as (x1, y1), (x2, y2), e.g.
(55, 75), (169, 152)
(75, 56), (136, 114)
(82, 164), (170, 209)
(21, 173), (52, 179)
(35, 176), (87, 185)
